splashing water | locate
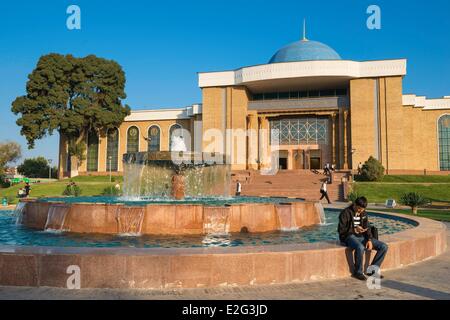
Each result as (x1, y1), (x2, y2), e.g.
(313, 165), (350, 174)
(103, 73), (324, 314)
(203, 207), (230, 236)
(116, 206), (145, 236)
(14, 202), (27, 225)
(314, 202), (327, 225)
(44, 205), (70, 232)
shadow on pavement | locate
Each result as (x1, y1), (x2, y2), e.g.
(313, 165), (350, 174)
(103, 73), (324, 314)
(382, 280), (450, 300)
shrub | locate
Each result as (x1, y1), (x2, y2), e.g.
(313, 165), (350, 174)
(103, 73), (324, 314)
(399, 192), (430, 214)
(101, 186), (121, 196)
(0, 177), (11, 188)
(359, 156), (385, 181)
(62, 184), (82, 197)
(347, 190), (362, 203)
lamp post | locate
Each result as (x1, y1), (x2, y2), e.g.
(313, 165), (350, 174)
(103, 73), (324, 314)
(48, 159), (52, 181)
(108, 156), (112, 183)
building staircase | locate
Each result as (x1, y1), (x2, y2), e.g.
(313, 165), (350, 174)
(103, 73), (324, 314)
(231, 170), (351, 202)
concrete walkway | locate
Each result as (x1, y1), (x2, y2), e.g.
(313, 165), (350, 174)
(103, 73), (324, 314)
(0, 222), (448, 300)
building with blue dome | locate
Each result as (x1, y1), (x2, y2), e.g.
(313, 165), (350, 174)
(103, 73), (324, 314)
(269, 39), (341, 63)
(59, 29), (450, 178)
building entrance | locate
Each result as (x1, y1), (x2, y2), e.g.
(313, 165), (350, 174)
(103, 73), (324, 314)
(309, 149), (322, 169)
(278, 157), (288, 170)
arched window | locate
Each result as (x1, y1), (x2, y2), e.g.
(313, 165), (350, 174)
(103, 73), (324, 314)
(106, 128), (119, 171)
(86, 130), (99, 172)
(127, 126), (139, 153)
(438, 115), (450, 171)
(169, 124), (183, 151)
(148, 125), (160, 152)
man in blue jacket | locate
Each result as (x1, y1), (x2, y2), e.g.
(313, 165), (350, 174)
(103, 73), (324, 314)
(338, 197), (389, 281)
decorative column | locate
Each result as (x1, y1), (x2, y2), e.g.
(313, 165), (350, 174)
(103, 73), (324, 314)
(343, 110), (349, 169)
(331, 113), (337, 166)
(247, 114), (259, 170)
(288, 149), (293, 170)
(258, 116), (269, 170)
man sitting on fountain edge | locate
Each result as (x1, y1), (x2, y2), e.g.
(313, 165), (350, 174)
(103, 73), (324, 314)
(338, 197), (389, 281)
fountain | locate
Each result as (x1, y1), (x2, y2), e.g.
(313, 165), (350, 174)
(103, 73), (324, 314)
(13, 134), (328, 237)
(122, 136), (231, 201)
(2, 148), (444, 289)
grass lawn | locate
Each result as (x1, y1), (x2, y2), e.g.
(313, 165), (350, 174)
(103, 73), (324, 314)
(354, 174), (450, 183)
(379, 208), (450, 222)
(0, 175), (123, 204)
(353, 182), (450, 204)
(380, 175), (450, 183)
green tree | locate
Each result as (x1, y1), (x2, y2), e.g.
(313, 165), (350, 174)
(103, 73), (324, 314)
(359, 156), (385, 181)
(399, 192), (430, 215)
(17, 156), (57, 178)
(0, 141), (22, 176)
(11, 53), (130, 170)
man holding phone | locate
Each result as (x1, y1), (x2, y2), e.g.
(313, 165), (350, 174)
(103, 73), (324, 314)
(338, 197), (389, 281)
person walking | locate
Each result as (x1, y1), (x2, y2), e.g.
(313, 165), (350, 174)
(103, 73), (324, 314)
(323, 163), (330, 175)
(235, 181), (242, 196)
(357, 162), (363, 175)
(319, 179), (331, 204)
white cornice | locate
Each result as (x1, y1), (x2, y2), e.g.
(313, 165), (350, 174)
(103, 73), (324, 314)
(125, 104), (202, 122)
(403, 94), (450, 110)
(198, 59), (407, 88)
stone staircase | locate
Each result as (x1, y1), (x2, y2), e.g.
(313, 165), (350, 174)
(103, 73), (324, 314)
(231, 170), (350, 202)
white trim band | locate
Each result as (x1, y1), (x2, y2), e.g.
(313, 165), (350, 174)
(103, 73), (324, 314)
(198, 59), (407, 88)
(403, 95), (450, 110)
(125, 104), (202, 121)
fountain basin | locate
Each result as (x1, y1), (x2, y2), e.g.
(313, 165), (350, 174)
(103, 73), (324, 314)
(17, 198), (324, 235)
(0, 211), (446, 289)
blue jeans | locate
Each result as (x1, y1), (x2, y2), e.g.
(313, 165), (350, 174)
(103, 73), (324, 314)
(344, 234), (388, 275)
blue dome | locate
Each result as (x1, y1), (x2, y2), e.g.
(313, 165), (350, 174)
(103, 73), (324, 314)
(269, 39), (341, 63)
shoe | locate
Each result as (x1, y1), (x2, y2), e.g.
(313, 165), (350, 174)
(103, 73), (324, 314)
(365, 271), (384, 279)
(352, 273), (367, 281)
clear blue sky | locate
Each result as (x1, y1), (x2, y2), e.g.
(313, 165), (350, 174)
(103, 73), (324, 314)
(0, 0), (449, 164)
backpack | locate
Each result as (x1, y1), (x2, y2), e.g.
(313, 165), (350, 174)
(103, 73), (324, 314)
(370, 225), (379, 240)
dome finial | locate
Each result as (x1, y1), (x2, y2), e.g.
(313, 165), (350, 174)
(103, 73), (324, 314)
(302, 19), (308, 41)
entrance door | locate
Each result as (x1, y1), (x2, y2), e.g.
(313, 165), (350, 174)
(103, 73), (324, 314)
(279, 157), (288, 170)
(293, 150), (303, 169)
(309, 149), (322, 170)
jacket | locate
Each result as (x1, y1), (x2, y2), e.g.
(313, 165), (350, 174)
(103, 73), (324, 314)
(337, 205), (372, 242)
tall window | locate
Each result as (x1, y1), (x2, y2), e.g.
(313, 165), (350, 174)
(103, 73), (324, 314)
(86, 130), (99, 172)
(439, 115), (450, 171)
(148, 126), (161, 151)
(106, 128), (119, 171)
(169, 124), (183, 151)
(127, 126), (139, 153)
